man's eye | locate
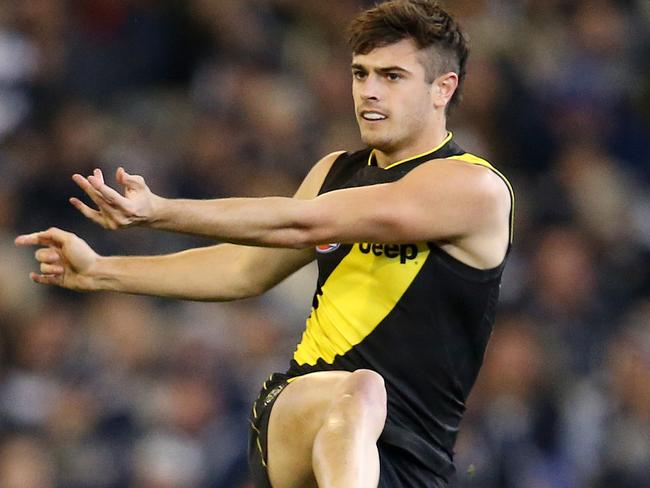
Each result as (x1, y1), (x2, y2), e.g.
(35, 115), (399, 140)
(353, 71), (367, 80)
(386, 72), (402, 81)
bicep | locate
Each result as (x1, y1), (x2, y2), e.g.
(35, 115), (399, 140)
(389, 162), (510, 241)
(303, 161), (510, 244)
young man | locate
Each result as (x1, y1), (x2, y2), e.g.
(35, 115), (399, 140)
(16, 1), (514, 486)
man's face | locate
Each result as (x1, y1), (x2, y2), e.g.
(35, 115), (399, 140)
(351, 38), (437, 154)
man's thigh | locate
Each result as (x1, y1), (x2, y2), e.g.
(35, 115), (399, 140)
(265, 371), (352, 488)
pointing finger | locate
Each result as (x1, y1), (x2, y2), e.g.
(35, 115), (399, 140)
(15, 233), (39, 246)
(94, 168), (104, 184)
(29, 227), (72, 247)
(42, 227), (74, 243)
(16, 231), (59, 247)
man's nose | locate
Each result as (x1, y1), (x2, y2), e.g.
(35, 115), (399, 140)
(360, 75), (381, 101)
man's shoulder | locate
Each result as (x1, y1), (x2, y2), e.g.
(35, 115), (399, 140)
(442, 152), (513, 203)
(446, 152), (496, 171)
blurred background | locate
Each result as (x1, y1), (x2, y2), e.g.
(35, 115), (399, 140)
(0, 0), (649, 487)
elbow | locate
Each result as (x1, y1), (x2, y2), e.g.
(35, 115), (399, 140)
(233, 282), (266, 300)
(283, 228), (322, 249)
(283, 196), (398, 247)
(290, 216), (342, 249)
(281, 200), (331, 248)
(209, 278), (266, 302)
(290, 201), (397, 246)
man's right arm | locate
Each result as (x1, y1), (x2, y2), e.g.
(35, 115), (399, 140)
(16, 228), (316, 300)
(89, 244), (315, 301)
(16, 152), (342, 300)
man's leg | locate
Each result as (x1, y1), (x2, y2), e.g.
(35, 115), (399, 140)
(266, 369), (387, 488)
(311, 369), (387, 488)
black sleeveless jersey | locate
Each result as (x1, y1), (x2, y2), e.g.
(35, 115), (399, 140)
(286, 133), (514, 481)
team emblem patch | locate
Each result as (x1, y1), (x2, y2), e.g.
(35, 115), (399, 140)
(316, 243), (341, 253)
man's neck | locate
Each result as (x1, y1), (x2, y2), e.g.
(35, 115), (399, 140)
(373, 126), (449, 169)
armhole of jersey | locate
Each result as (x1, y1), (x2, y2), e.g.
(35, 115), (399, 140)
(448, 153), (515, 245)
(317, 152), (349, 195)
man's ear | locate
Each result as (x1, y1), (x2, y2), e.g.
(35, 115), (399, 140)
(432, 72), (459, 109)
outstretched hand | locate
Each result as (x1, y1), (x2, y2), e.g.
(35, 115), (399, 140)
(70, 167), (159, 230)
(15, 227), (99, 291)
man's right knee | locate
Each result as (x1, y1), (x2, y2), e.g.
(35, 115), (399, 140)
(322, 369), (387, 435)
(266, 371), (350, 488)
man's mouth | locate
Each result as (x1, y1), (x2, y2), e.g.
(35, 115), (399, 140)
(360, 111), (387, 121)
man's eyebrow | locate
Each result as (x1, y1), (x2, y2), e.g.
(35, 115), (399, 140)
(350, 63), (411, 74)
(377, 66), (410, 74)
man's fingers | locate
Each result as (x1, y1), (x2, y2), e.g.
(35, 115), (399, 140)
(15, 233), (42, 246)
(88, 175), (129, 205)
(116, 167), (127, 186)
(69, 197), (103, 223)
(35, 247), (61, 264)
(73, 174), (110, 208)
(30, 272), (63, 286)
(94, 168), (104, 184)
(42, 227), (73, 243)
(40, 263), (64, 275)
(117, 167), (145, 188)
(15, 228), (66, 248)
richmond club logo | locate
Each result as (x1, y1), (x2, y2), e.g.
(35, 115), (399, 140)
(316, 243), (341, 253)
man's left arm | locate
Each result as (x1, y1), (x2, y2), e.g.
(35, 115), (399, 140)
(79, 160), (509, 249)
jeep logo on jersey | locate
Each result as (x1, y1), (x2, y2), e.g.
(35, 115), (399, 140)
(358, 243), (418, 263)
(316, 243), (341, 253)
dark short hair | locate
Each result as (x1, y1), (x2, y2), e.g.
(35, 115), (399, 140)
(348, 0), (469, 108)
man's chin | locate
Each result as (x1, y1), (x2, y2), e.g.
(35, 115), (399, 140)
(360, 133), (393, 151)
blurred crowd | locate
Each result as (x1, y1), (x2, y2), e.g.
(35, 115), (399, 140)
(0, 0), (649, 487)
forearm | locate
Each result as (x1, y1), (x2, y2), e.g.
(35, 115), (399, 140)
(151, 197), (317, 247)
(149, 187), (399, 247)
(148, 175), (452, 247)
(88, 245), (254, 301)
